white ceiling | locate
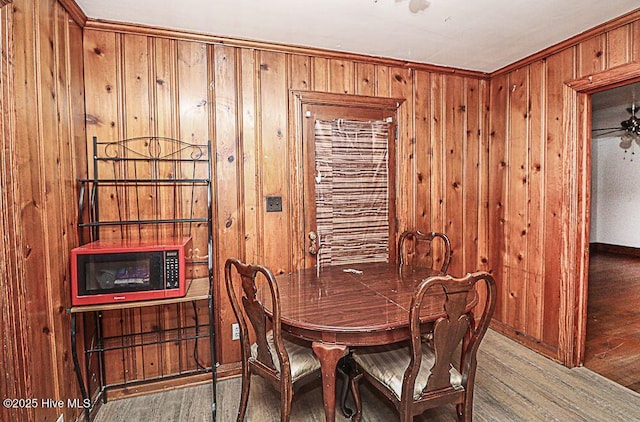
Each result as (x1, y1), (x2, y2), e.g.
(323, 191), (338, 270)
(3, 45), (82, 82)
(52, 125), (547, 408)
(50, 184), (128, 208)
(75, 0), (639, 73)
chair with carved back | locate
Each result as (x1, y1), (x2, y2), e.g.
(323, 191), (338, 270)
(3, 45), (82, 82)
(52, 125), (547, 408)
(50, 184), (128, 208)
(348, 271), (496, 422)
(397, 230), (452, 273)
(224, 258), (321, 421)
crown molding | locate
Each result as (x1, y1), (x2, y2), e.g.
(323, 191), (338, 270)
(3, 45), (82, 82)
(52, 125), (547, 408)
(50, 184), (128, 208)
(58, 0), (87, 27)
(84, 18), (489, 79)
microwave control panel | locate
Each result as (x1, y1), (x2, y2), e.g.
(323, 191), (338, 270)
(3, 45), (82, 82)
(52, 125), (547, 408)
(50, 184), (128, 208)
(165, 250), (180, 289)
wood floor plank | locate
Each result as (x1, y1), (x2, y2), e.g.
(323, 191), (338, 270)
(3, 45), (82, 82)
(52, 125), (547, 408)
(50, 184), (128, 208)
(585, 251), (640, 393)
(93, 329), (640, 421)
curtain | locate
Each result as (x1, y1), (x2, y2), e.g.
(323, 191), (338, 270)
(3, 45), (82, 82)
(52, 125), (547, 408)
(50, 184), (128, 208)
(314, 119), (390, 266)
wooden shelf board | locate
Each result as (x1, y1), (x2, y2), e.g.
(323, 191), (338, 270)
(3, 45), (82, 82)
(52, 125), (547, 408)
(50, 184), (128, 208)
(69, 277), (210, 313)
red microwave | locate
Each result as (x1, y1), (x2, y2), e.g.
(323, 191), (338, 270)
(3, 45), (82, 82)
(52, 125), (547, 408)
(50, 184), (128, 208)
(71, 237), (192, 306)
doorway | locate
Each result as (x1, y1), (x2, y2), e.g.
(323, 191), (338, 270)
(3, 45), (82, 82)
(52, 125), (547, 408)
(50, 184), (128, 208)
(584, 82), (640, 393)
(289, 91), (403, 269)
(561, 62), (640, 369)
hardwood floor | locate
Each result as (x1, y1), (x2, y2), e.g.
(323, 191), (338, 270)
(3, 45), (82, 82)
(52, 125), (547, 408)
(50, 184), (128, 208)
(94, 329), (640, 421)
(585, 250), (640, 393)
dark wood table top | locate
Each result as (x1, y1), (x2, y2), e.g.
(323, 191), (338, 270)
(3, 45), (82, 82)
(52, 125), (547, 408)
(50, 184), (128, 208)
(271, 262), (455, 346)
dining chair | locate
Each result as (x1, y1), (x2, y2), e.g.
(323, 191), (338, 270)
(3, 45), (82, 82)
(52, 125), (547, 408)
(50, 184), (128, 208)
(224, 258), (322, 422)
(397, 230), (452, 272)
(348, 271), (496, 422)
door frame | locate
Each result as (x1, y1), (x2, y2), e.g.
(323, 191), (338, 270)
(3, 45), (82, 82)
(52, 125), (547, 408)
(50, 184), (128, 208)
(564, 61), (640, 366)
(289, 90), (404, 269)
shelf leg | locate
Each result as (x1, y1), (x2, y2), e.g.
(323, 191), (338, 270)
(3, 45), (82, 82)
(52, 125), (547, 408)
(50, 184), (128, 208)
(97, 311), (108, 403)
(208, 294), (217, 421)
(71, 313), (91, 421)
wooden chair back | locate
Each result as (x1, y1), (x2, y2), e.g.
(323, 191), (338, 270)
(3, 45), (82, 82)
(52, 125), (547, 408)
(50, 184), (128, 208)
(224, 258), (291, 384)
(397, 230), (452, 272)
(405, 271), (496, 418)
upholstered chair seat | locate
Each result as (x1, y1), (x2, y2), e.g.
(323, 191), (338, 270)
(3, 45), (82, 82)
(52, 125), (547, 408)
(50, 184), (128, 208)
(352, 341), (462, 400)
(251, 331), (321, 382)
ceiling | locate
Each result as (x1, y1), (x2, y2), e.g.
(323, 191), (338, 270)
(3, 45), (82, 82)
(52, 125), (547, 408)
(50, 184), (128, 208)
(75, 0), (639, 73)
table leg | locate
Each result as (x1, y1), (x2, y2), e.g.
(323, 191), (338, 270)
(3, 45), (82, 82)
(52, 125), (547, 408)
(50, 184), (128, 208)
(312, 342), (348, 422)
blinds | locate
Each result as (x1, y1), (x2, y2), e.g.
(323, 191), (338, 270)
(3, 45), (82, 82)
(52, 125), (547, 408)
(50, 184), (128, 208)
(314, 119), (390, 266)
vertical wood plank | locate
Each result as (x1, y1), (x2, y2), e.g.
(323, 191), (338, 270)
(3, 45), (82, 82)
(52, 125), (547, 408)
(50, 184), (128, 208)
(177, 39), (210, 371)
(488, 73), (508, 323)
(543, 48), (575, 349)
(355, 62), (375, 96)
(606, 24), (631, 69)
(240, 49), (259, 265)
(288, 54), (310, 91)
(527, 59), (546, 339)
(35, 0), (62, 411)
(477, 78), (490, 272)
(153, 37), (182, 376)
(121, 33), (162, 381)
(391, 67), (414, 234)
(632, 20), (640, 62)
(414, 70), (431, 232)
(464, 78), (480, 272)
(375, 65), (391, 97)
(577, 34), (605, 77)
(328, 58), (354, 94)
(505, 67), (528, 332)
(442, 74), (465, 276)
(212, 44), (241, 365)
(311, 57), (328, 92)
(259, 50), (290, 273)
(430, 74), (445, 237)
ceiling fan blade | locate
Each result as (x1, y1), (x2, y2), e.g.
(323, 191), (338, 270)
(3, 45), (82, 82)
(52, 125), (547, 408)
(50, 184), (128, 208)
(592, 127), (623, 131)
(592, 129), (625, 137)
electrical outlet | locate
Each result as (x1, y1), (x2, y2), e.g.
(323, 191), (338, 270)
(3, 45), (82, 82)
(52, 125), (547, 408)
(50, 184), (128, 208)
(232, 323), (240, 341)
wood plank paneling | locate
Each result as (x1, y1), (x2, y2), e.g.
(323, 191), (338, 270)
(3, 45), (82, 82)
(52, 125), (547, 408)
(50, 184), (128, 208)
(488, 12), (640, 363)
(2, 1), (86, 420)
(81, 26), (489, 381)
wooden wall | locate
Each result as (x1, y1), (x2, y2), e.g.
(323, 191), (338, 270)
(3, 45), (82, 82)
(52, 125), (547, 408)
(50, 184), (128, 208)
(488, 10), (640, 360)
(0, 1), (87, 421)
(81, 23), (489, 377)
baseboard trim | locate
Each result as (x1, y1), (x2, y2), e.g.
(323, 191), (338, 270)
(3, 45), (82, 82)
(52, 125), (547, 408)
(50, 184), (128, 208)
(590, 242), (640, 258)
(489, 320), (560, 364)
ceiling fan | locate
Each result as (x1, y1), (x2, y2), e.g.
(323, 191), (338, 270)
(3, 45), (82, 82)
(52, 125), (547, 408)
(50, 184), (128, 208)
(592, 104), (640, 149)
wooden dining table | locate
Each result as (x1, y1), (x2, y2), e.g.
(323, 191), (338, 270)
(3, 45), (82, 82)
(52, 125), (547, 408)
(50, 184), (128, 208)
(267, 261), (460, 422)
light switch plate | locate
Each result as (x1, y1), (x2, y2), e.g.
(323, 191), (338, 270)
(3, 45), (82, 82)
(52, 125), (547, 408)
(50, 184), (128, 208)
(266, 196), (282, 212)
